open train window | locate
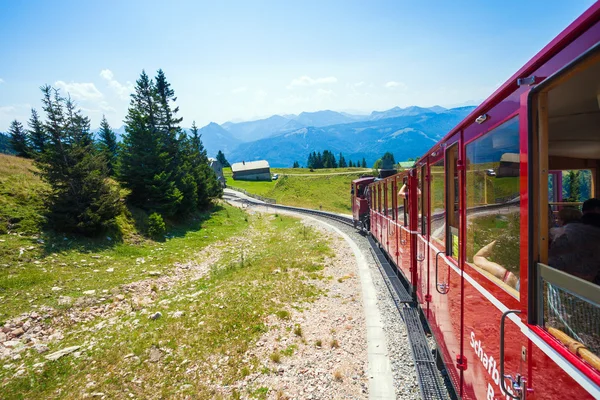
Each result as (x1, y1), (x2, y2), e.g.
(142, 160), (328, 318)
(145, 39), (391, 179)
(530, 42), (600, 372)
(446, 144), (460, 259)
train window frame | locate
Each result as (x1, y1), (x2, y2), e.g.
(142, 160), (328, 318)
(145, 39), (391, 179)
(446, 143), (460, 259)
(464, 115), (521, 299)
(430, 155), (446, 250)
(421, 165), (428, 237)
(527, 43), (600, 373)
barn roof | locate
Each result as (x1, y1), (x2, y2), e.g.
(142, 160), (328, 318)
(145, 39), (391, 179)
(231, 160), (270, 172)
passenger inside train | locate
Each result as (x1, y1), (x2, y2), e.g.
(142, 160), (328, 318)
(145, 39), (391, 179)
(549, 198), (600, 284)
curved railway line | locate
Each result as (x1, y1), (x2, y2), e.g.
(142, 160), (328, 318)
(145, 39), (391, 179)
(223, 189), (452, 400)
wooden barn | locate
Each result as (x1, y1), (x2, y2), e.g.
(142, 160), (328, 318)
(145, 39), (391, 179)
(231, 160), (271, 181)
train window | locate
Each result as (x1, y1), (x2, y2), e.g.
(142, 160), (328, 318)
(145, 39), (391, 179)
(465, 117), (520, 297)
(446, 144), (460, 258)
(430, 158), (445, 249)
(532, 48), (600, 370)
(421, 165), (428, 236)
(397, 176), (408, 227)
(387, 179), (396, 221)
(417, 168), (423, 234)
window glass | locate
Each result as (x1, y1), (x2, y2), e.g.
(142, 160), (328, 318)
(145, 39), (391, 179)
(465, 117), (520, 296)
(430, 158), (446, 248)
(446, 144), (460, 258)
(417, 169), (423, 233)
(421, 165), (428, 236)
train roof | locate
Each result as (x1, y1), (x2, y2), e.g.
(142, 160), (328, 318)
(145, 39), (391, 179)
(419, 2), (600, 163)
(352, 177), (375, 185)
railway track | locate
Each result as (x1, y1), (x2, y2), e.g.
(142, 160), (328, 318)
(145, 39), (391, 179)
(224, 190), (451, 400)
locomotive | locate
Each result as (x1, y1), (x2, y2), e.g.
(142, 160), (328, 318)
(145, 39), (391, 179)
(352, 3), (600, 399)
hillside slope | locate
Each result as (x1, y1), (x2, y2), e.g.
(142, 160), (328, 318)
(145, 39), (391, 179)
(224, 167), (363, 214)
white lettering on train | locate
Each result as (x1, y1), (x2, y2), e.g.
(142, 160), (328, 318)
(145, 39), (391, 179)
(470, 331), (516, 400)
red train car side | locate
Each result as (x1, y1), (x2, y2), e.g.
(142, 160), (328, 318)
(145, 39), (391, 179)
(355, 3), (600, 399)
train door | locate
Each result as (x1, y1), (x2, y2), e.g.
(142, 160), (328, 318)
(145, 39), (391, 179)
(459, 115), (525, 400)
(387, 178), (399, 267)
(396, 172), (412, 284)
(415, 163), (429, 307)
(424, 139), (465, 396)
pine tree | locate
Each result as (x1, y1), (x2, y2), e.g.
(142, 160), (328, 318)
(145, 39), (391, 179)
(361, 158), (367, 168)
(36, 85), (121, 235)
(338, 152), (347, 168)
(119, 70), (182, 216)
(216, 150), (230, 167)
(381, 152), (396, 168)
(292, 161), (299, 168)
(97, 115), (118, 175)
(154, 69), (195, 215)
(348, 160), (354, 168)
(188, 121), (222, 208)
(28, 109), (47, 154)
(8, 120), (30, 157)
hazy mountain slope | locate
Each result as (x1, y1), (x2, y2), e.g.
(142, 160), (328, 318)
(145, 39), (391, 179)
(196, 122), (240, 157)
(229, 106), (474, 167)
(221, 115), (292, 142)
(294, 110), (359, 127)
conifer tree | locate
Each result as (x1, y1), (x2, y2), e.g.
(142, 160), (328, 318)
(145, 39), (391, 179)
(97, 115), (118, 175)
(348, 160), (354, 168)
(36, 86), (121, 234)
(8, 120), (31, 157)
(119, 70), (183, 216)
(292, 161), (299, 168)
(189, 121), (222, 206)
(216, 150), (230, 167)
(338, 152), (347, 168)
(361, 158), (367, 168)
(28, 109), (47, 155)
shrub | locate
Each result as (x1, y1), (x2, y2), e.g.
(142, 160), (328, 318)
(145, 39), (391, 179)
(270, 350), (281, 363)
(147, 212), (166, 239)
(293, 324), (302, 337)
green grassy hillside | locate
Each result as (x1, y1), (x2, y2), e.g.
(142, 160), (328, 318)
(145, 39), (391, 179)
(224, 167), (371, 214)
(0, 155), (248, 323)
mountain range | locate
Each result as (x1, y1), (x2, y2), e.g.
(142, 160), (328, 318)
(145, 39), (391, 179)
(92, 105), (476, 167)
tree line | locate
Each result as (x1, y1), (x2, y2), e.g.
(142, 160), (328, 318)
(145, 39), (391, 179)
(303, 150), (367, 169)
(7, 69), (222, 236)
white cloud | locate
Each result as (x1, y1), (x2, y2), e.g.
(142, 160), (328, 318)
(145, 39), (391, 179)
(231, 86), (248, 94)
(0, 78), (4, 84)
(353, 81), (365, 87)
(384, 81), (406, 89)
(100, 69), (134, 100)
(54, 81), (103, 101)
(316, 88), (335, 98)
(286, 75), (338, 89)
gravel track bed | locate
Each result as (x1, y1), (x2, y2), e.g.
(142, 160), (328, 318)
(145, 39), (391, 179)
(310, 217), (421, 400)
(234, 197), (421, 400)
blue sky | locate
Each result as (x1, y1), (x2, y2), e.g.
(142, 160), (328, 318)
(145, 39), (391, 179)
(0, 0), (596, 131)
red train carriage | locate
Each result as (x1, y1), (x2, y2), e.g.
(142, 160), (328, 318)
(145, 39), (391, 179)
(351, 176), (375, 230)
(353, 3), (600, 399)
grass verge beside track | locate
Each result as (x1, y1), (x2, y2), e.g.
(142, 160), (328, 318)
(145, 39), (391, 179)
(224, 168), (371, 214)
(1, 212), (333, 399)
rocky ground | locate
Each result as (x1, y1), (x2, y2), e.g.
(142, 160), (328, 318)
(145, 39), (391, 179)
(229, 198), (422, 400)
(2, 196), (425, 399)
(227, 214), (370, 399)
